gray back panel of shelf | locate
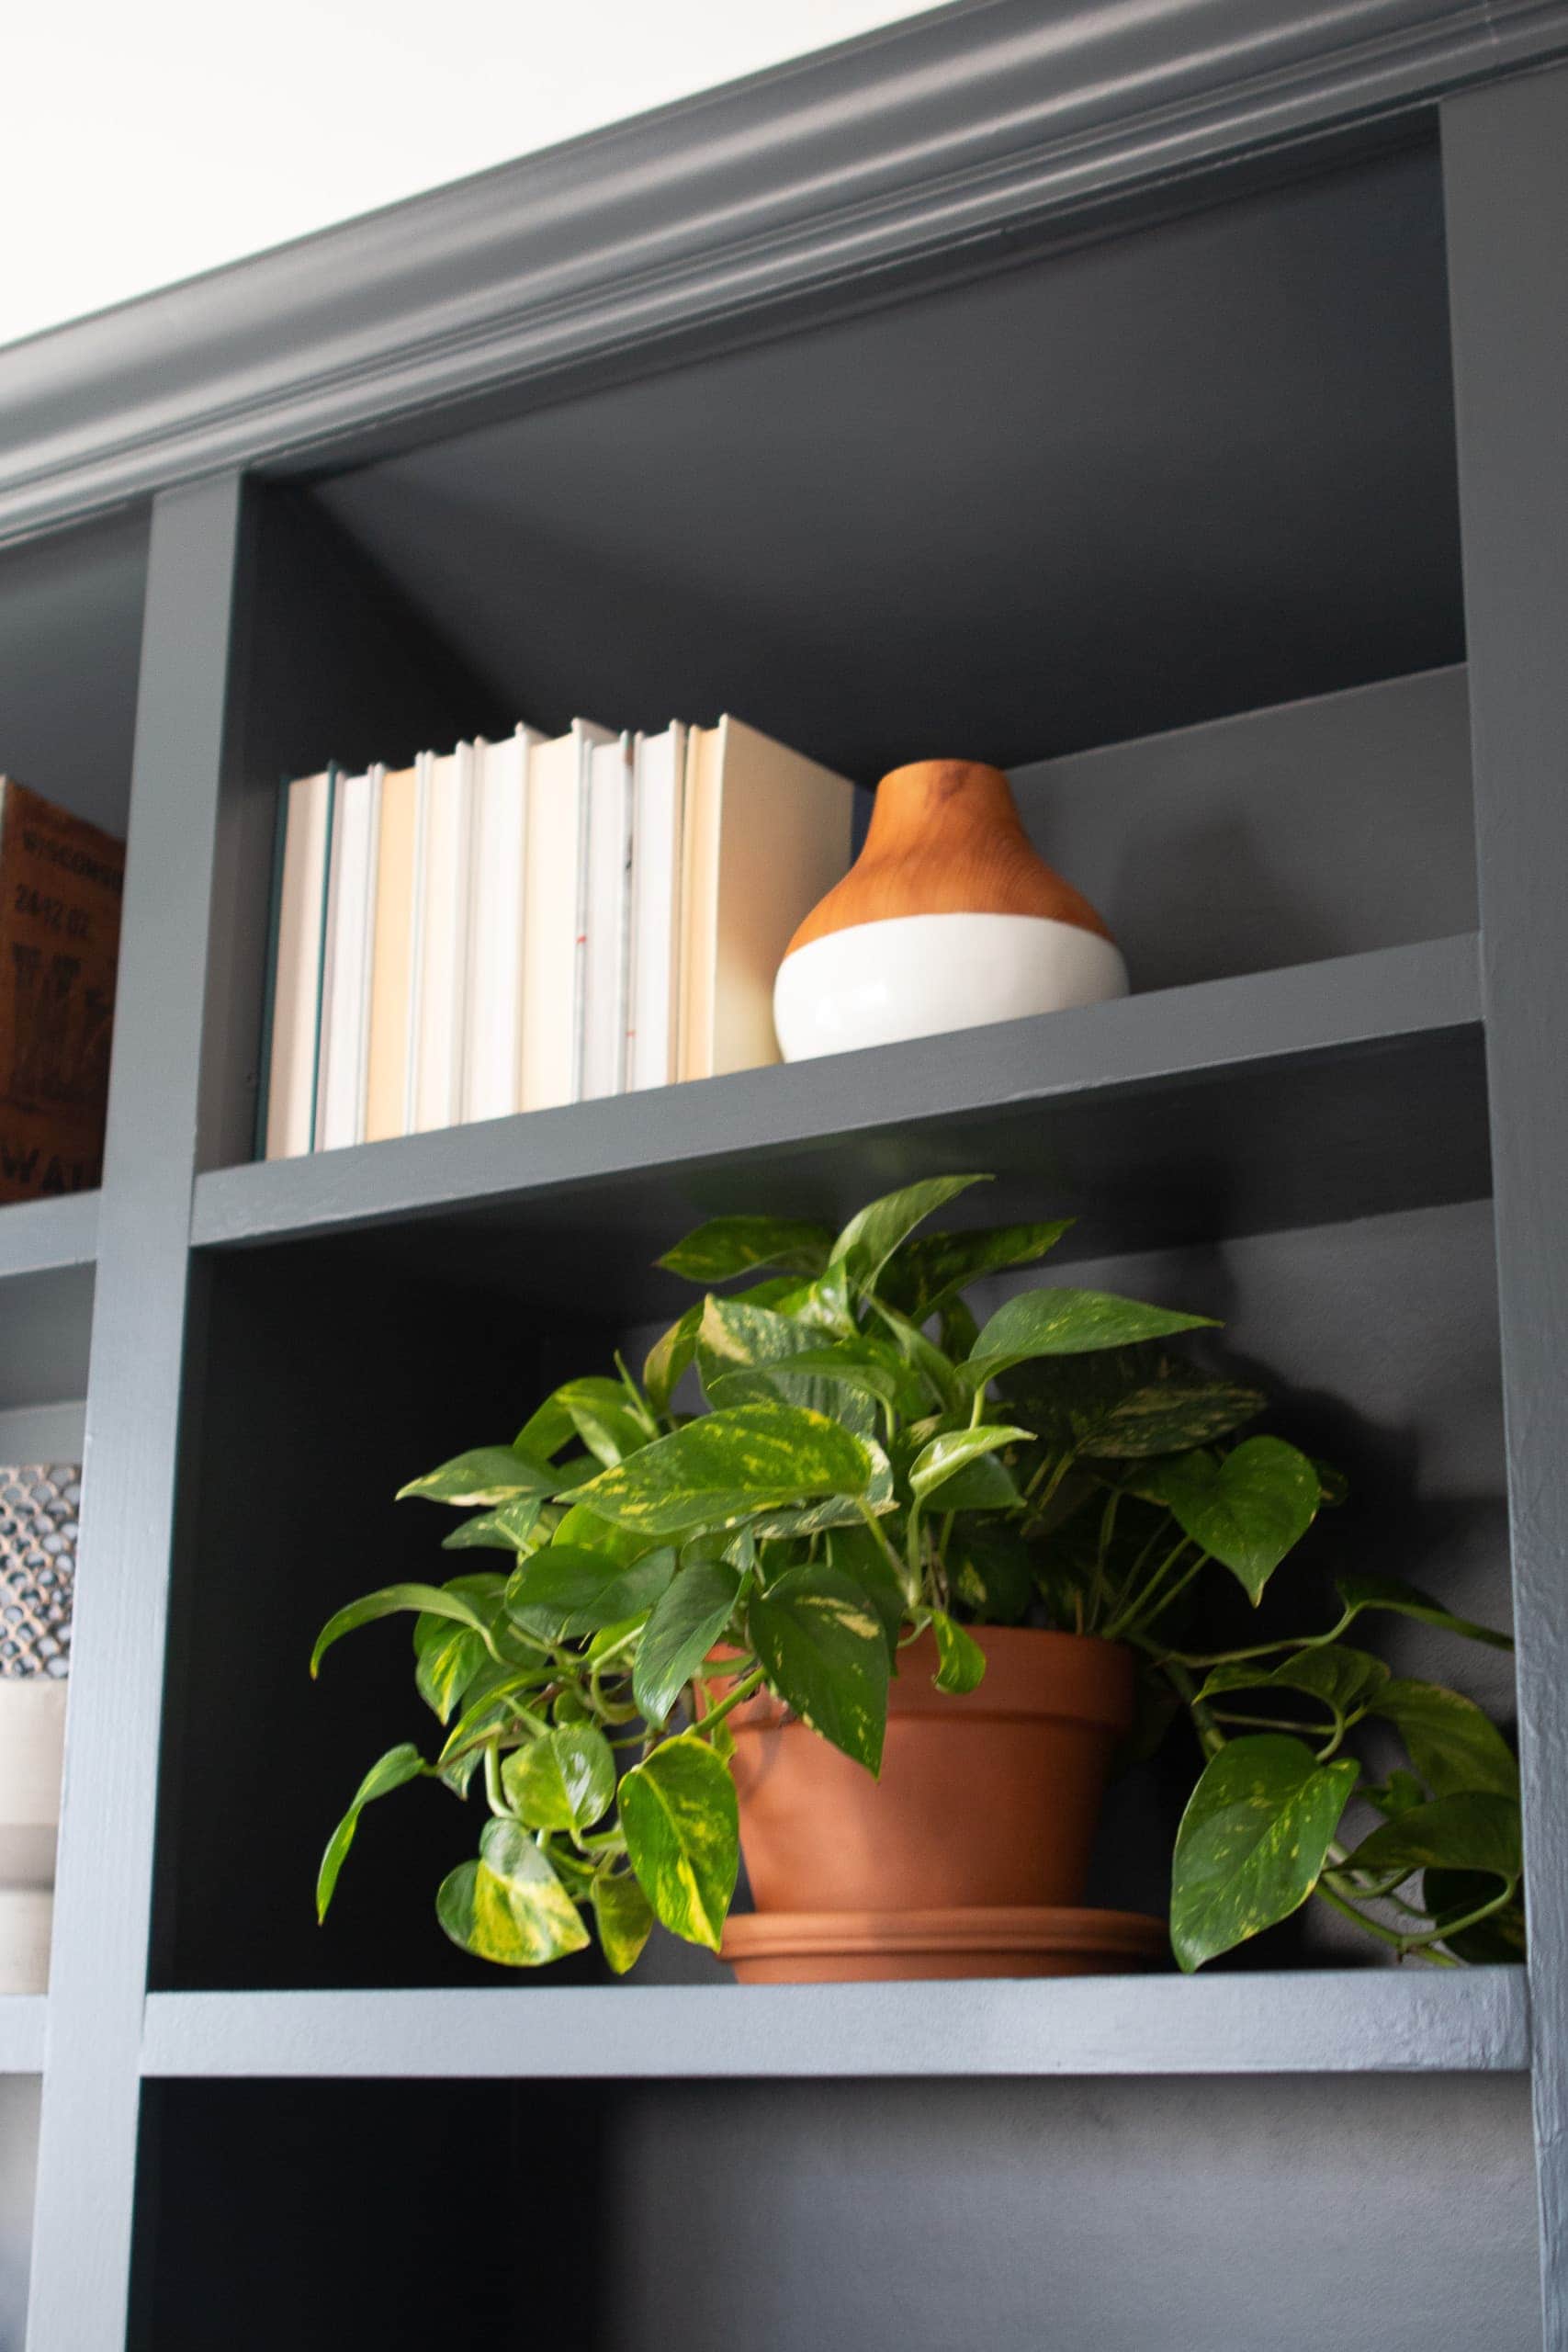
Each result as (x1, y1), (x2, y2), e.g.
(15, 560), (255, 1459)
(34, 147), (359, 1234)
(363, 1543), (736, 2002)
(1444, 59), (1568, 2349)
(314, 142), (1461, 779)
(0, 509), (147, 838)
(1010, 665), (1474, 991)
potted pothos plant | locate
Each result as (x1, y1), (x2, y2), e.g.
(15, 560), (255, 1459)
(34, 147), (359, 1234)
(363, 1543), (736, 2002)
(313, 1174), (1521, 1981)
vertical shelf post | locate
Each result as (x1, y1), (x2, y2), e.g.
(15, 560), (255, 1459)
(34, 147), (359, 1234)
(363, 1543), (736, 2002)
(25, 475), (245, 2350)
(1443, 59), (1568, 2350)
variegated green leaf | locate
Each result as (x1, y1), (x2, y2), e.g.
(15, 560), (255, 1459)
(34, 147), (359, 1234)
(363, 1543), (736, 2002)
(1197, 1644), (1389, 1724)
(1145, 1438), (1320, 1602)
(316, 1744), (424, 1920)
(908, 1424), (1030, 1502)
(1170, 1734), (1359, 1971)
(398, 1444), (559, 1506)
(413, 1620), (489, 1722)
(1348, 1792), (1521, 1890)
(694, 1294), (876, 1431)
(749, 1437), (895, 1538)
(748, 1563), (890, 1772)
(505, 1543), (678, 1643)
(620, 1733), (739, 1951)
(882, 1218), (1074, 1319)
(1369, 1679), (1519, 1797)
(502, 1722), (616, 1832)
(569, 1402), (874, 1535)
(966, 1290), (1216, 1386)
(441, 1493), (548, 1553)
(311, 1582), (496, 1678)
(436, 1820), (591, 1967)
(929, 1610), (987, 1694)
(644, 1303), (702, 1418)
(547, 1375), (653, 1465)
(592, 1861), (655, 1974)
(1004, 1348), (1263, 1460)
(659, 1216), (834, 1283)
(828, 1174), (990, 1293)
(633, 1559), (742, 1725)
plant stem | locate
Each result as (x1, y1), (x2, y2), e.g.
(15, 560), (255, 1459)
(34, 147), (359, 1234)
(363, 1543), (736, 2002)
(483, 1745), (512, 1819)
(858, 1500), (919, 1611)
(1102, 1536), (1193, 1641)
(694, 1664), (766, 1740)
(1313, 1878), (1460, 1965)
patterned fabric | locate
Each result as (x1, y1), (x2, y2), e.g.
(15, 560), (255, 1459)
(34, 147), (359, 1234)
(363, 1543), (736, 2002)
(0, 1465), (78, 1677)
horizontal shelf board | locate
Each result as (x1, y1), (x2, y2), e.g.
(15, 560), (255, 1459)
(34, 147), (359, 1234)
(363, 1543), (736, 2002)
(190, 940), (1487, 1311)
(0, 1188), (97, 1283)
(140, 1967), (1528, 2081)
(0, 1993), (47, 2074)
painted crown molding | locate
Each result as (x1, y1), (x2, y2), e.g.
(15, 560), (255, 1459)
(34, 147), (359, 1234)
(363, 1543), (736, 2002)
(3, 0), (1566, 541)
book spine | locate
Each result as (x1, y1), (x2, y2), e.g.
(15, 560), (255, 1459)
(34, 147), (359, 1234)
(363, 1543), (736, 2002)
(254, 776), (290, 1162)
(307, 763), (339, 1154)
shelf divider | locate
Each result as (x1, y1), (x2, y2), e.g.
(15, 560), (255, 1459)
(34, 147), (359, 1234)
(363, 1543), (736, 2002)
(0, 1994), (46, 2075)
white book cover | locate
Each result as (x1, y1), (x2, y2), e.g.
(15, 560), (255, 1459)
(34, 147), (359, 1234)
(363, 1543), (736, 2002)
(626, 724), (685, 1091)
(521, 718), (614, 1112)
(400, 752), (432, 1136)
(315, 765), (380, 1151)
(581, 733), (634, 1102)
(462, 724), (540, 1124)
(412, 744), (474, 1134)
(264, 766), (334, 1160)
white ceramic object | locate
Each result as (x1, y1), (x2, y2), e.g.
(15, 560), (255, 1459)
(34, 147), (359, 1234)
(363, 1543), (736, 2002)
(773, 910), (1129, 1062)
(0, 1681), (66, 1993)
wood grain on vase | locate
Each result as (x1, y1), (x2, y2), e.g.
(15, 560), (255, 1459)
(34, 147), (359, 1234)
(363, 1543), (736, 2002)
(786, 759), (1115, 954)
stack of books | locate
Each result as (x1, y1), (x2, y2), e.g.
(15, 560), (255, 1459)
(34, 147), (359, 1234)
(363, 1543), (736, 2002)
(260, 714), (854, 1159)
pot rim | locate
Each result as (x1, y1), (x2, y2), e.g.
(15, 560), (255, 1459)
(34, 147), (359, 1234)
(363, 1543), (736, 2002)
(712, 1623), (1135, 1732)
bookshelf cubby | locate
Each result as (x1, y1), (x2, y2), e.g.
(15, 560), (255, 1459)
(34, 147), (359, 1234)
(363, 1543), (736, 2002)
(6, 9), (1568, 2348)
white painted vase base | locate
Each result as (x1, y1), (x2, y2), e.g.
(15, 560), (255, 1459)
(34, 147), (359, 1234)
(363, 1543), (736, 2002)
(773, 911), (1129, 1062)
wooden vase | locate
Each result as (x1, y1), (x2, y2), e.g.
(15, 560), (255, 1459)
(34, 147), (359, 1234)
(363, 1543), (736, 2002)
(773, 759), (1128, 1061)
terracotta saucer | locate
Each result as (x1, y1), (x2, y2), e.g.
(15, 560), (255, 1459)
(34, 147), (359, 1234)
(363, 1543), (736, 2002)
(720, 1905), (1168, 1984)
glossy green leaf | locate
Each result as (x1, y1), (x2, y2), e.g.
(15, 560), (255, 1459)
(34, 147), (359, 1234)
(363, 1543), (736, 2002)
(1145, 1438), (1320, 1602)
(1169, 1734), (1359, 1972)
(824, 1523), (908, 1658)
(748, 1437), (895, 1539)
(436, 1820), (591, 1967)
(1335, 1571), (1514, 1650)
(966, 1289), (1216, 1385)
(949, 1521), (1037, 1624)
(929, 1610), (987, 1693)
(1198, 1644), (1390, 1722)
(502, 1722), (616, 1832)
(643, 1304), (702, 1417)
(633, 1559), (742, 1725)
(1348, 1791), (1522, 1889)
(1424, 1869), (1528, 1962)
(695, 1294), (876, 1433)
(436, 1665), (551, 1762)
(441, 1493), (548, 1553)
(546, 1376), (653, 1466)
(882, 1219), (1074, 1319)
(869, 1299), (965, 1417)
(749, 1564), (891, 1773)
(1369, 1679), (1519, 1797)
(505, 1543), (678, 1643)
(413, 1621), (489, 1722)
(908, 1424), (1030, 1503)
(316, 1744), (424, 1920)
(1004, 1349), (1264, 1460)
(570, 1402), (874, 1535)
(397, 1445), (558, 1506)
(828, 1173), (990, 1293)
(620, 1733), (739, 1951)
(928, 1452), (1021, 1510)
(659, 1216), (834, 1283)
(311, 1582), (496, 1678)
(592, 1862), (655, 1974)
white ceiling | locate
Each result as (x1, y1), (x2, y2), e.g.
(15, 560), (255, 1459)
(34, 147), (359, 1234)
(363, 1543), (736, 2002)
(2, 0), (940, 351)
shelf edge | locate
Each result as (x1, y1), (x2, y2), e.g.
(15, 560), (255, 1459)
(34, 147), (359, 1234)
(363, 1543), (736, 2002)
(0, 1189), (98, 1283)
(189, 936), (1482, 1253)
(140, 1967), (1528, 2082)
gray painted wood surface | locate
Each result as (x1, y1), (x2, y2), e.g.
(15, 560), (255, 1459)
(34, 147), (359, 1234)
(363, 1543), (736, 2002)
(24, 479), (243, 2351)
(3, 3), (1568, 538)
(1443, 59), (1568, 2350)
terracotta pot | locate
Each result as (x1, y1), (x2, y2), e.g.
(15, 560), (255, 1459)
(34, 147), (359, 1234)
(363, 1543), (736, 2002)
(773, 761), (1127, 1060)
(722, 1904), (1166, 1984)
(720, 1625), (1134, 1917)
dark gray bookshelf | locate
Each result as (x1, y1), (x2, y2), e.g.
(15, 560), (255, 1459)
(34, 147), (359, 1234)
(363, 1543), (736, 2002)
(3, 6), (1568, 2348)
